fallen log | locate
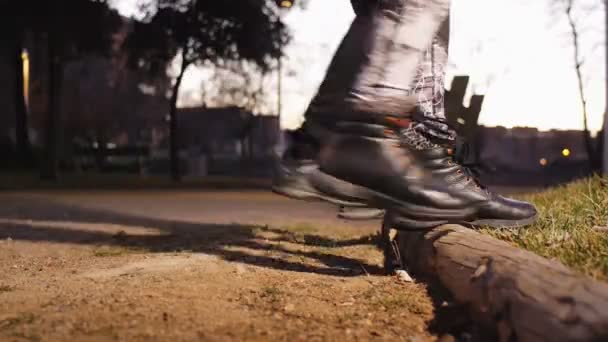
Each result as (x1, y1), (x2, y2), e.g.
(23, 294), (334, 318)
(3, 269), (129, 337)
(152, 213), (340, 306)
(382, 217), (608, 342)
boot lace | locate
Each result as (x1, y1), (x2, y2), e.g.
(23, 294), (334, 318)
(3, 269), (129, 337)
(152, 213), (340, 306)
(453, 138), (488, 190)
(410, 114), (490, 191)
(399, 127), (435, 150)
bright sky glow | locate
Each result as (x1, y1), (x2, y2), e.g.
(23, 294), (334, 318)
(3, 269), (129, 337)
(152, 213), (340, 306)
(111, 0), (606, 132)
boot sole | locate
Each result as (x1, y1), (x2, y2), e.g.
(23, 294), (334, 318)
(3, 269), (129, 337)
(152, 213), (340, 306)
(337, 208), (385, 220)
(463, 213), (539, 229)
(271, 185), (365, 207)
(386, 211), (539, 231)
(276, 175), (538, 229)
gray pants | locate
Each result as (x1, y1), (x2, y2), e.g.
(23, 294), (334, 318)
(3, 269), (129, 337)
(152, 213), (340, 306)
(304, 0), (453, 139)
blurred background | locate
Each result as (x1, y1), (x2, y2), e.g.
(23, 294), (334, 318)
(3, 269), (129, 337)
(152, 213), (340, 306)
(0, 0), (606, 189)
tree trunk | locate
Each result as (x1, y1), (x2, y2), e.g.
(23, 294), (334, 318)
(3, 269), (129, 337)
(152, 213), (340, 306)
(168, 56), (188, 182)
(383, 220), (608, 341)
(603, 0), (608, 175)
(95, 131), (107, 172)
(14, 29), (31, 165)
(41, 32), (59, 181)
(566, 2), (600, 171)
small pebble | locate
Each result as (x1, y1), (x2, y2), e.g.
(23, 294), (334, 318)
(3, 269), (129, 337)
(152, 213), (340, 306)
(395, 269), (413, 283)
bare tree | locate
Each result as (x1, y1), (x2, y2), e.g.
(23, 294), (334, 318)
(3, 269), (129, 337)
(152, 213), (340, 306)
(558, 0), (604, 170)
(201, 62), (270, 113)
(125, 0), (289, 181)
(198, 62), (273, 159)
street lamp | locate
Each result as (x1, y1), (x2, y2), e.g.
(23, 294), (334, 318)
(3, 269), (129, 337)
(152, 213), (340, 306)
(276, 0), (294, 8)
(274, 0), (293, 158)
(276, 0), (294, 125)
(540, 157), (549, 188)
(21, 49), (29, 111)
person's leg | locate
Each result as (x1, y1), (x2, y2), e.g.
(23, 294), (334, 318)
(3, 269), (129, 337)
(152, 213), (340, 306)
(339, 17), (450, 220)
(277, 0), (476, 228)
(306, 0), (450, 122)
(274, 0), (447, 210)
(275, 0), (537, 229)
(276, 0), (453, 217)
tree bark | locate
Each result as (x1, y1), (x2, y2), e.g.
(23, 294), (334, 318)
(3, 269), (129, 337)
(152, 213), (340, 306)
(383, 220), (608, 342)
(168, 53), (188, 182)
(13, 29), (31, 165)
(95, 130), (107, 172)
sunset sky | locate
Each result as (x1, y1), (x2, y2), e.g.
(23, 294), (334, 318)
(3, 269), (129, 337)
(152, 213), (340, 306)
(111, 0), (606, 133)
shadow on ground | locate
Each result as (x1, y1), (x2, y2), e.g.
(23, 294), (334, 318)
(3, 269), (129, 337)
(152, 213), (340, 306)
(0, 197), (383, 277)
(0, 196), (482, 340)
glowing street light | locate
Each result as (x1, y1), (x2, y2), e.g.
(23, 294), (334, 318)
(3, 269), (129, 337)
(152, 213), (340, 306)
(273, 0), (294, 159)
(21, 49), (29, 110)
(562, 148), (571, 158)
(539, 158), (548, 167)
(278, 0), (294, 8)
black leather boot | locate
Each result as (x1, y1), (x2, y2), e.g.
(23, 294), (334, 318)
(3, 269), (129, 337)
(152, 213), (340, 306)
(315, 116), (481, 228)
(388, 119), (538, 229)
(273, 127), (388, 221)
(338, 206), (385, 220)
(273, 118), (538, 229)
(274, 114), (482, 229)
(272, 128), (370, 207)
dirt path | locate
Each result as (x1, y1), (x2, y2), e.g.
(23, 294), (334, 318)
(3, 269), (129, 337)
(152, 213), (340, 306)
(0, 191), (444, 341)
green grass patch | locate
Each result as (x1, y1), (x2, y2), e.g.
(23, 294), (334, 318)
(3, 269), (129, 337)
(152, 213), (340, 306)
(482, 176), (608, 280)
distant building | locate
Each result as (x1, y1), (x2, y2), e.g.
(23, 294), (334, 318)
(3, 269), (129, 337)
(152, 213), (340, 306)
(477, 125), (594, 185)
(174, 106), (278, 159)
(478, 126), (590, 170)
(143, 106), (279, 177)
(0, 16), (169, 157)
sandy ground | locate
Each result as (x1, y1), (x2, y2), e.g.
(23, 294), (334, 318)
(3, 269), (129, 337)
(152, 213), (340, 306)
(0, 191), (462, 342)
